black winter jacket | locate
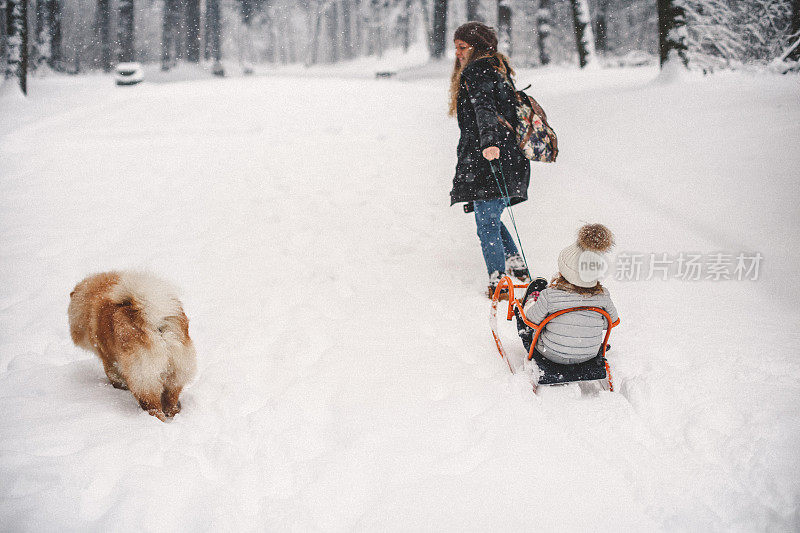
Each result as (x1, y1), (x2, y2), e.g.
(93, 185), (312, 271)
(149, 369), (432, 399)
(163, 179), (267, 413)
(450, 56), (530, 208)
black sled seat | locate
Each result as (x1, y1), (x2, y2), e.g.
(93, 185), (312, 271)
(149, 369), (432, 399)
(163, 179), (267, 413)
(519, 326), (608, 385)
(490, 276), (620, 390)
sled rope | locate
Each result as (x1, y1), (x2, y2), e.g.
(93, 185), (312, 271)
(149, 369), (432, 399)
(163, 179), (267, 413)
(489, 160), (530, 274)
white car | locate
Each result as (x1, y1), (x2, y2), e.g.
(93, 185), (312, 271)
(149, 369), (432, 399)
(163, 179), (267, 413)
(115, 62), (144, 86)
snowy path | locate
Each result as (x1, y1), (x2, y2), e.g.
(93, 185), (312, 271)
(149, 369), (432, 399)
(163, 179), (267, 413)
(1, 68), (799, 531)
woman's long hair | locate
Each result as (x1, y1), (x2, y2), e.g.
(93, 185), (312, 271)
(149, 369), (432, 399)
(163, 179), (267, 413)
(448, 50), (515, 117)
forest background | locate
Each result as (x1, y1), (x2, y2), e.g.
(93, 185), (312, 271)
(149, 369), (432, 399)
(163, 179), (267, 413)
(2, 0), (799, 92)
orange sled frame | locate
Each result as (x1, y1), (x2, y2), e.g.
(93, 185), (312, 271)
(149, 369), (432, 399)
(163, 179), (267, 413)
(489, 275), (620, 391)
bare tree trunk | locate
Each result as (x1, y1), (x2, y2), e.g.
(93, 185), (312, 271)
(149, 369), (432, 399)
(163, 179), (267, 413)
(419, 0), (432, 53)
(285, 15), (295, 63)
(240, 1), (255, 72)
(367, 0), (383, 57)
(497, 0), (511, 56)
(175, 0), (188, 61)
(186, 0), (200, 63)
(34, 0), (46, 69)
(204, 0), (211, 60)
(308, 0), (322, 65)
(1, 2), (7, 66)
(466, 0), (481, 21)
(272, 13), (283, 64)
(399, 0), (412, 51)
(353, 0), (362, 55)
(162, 0), (180, 70)
(205, 0), (223, 74)
(327, 0), (340, 63)
(341, 0), (353, 59)
(5, 0), (27, 94)
(21, 0), (28, 86)
(162, 1), (172, 70)
(595, 0), (608, 54)
(570, 0), (596, 68)
(536, 0), (551, 66)
(430, 0), (446, 58)
(118, 0), (135, 62)
(377, 0), (386, 57)
(48, 0), (62, 70)
(263, 9), (276, 63)
(34, 0), (43, 69)
(657, 0), (688, 68)
(98, 0), (112, 71)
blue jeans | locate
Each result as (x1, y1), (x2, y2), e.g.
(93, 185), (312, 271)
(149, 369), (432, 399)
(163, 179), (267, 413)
(473, 198), (520, 275)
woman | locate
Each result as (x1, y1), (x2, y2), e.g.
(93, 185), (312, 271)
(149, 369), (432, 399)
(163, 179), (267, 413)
(449, 21), (531, 297)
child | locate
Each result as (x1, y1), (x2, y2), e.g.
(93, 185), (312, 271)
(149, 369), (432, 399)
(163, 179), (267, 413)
(521, 224), (619, 365)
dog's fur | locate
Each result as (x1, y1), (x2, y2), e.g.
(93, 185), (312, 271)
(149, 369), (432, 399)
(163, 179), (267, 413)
(68, 271), (196, 421)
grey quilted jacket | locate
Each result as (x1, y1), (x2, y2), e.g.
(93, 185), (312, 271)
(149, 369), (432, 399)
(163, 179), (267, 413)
(523, 287), (619, 364)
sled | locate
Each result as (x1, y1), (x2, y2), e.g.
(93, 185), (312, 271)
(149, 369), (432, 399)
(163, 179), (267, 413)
(489, 275), (620, 391)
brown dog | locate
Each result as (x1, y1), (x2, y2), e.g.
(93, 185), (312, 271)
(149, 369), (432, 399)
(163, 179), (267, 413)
(68, 271), (197, 421)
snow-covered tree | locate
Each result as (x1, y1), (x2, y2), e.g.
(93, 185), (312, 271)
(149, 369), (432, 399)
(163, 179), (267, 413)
(570, 0), (596, 67)
(787, 0), (799, 60)
(536, 0), (552, 65)
(365, 0), (386, 58)
(664, 0), (795, 68)
(595, 0), (609, 54)
(8, 0), (793, 74)
(683, 0), (742, 66)
(4, 0), (27, 94)
(657, 0), (689, 68)
(33, 0), (50, 70)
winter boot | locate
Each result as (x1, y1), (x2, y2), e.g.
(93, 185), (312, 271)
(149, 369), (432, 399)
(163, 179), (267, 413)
(521, 277), (548, 307)
(487, 271), (509, 300)
(506, 254), (531, 282)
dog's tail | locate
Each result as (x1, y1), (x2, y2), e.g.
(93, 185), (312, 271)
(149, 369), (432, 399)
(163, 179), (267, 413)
(108, 272), (196, 385)
(108, 272), (184, 331)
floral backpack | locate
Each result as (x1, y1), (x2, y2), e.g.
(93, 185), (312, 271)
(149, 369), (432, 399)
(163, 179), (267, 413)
(497, 72), (559, 163)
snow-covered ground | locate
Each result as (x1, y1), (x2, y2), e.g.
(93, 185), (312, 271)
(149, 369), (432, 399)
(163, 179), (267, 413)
(1, 60), (799, 531)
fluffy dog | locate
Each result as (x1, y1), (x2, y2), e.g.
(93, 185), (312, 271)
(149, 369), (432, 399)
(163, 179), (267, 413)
(68, 271), (196, 421)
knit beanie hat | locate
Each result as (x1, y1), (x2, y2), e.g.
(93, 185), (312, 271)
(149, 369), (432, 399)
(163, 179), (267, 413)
(453, 22), (498, 55)
(557, 224), (615, 288)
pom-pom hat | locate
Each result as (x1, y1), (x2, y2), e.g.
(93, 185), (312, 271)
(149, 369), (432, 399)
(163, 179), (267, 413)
(558, 224), (615, 288)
